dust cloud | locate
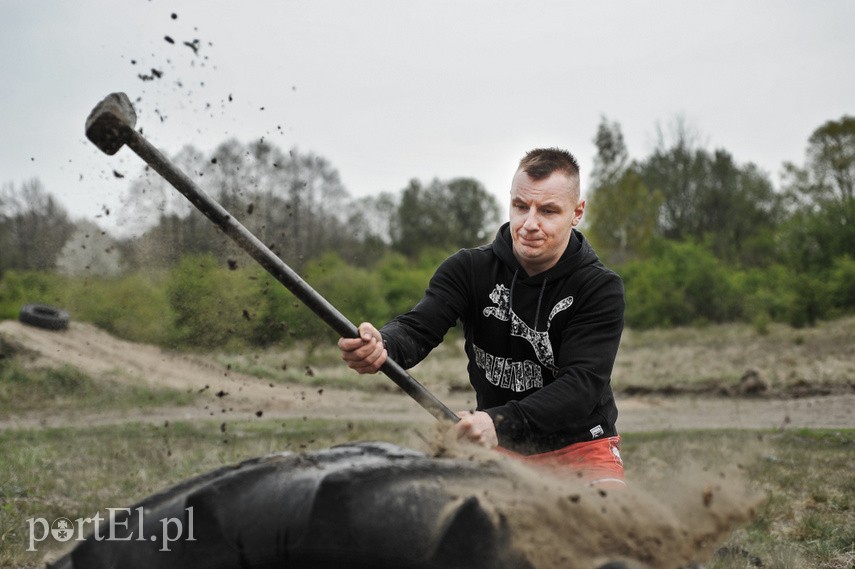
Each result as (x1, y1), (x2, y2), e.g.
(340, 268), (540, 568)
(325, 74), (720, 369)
(424, 427), (762, 569)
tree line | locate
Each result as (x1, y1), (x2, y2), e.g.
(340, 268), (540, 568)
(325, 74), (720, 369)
(585, 115), (854, 329)
(585, 115), (855, 268)
(1, 115), (853, 345)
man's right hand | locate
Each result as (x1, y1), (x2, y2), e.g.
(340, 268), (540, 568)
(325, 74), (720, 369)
(337, 322), (388, 374)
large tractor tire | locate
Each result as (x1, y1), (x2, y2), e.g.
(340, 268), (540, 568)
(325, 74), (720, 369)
(48, 442), (536, 569)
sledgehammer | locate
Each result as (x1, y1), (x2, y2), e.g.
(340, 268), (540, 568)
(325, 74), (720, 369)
(85, 92), (459, 423)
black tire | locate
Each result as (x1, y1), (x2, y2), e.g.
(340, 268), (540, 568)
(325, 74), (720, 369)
(18, 304), (70, 331)
(49, 442), (536, 569)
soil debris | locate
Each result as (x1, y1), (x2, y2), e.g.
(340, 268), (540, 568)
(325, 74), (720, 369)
(714, 546), (763, 567)
(423, 428), (761, 569)
(137, 68), (164, 81)
(737, 368), (768, 395)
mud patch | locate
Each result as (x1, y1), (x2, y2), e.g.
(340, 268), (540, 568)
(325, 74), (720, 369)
(618, 379), (854, 399)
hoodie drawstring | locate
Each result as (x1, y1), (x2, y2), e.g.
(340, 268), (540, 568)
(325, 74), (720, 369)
(508, 270), (548, 332)
(534, 277), (547, 331)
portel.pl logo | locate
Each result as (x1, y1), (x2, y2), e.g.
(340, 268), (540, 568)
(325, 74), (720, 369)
(27, 507), (195, 552)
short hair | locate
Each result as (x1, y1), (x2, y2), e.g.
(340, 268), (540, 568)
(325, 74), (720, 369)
(518, 148), (581, 181)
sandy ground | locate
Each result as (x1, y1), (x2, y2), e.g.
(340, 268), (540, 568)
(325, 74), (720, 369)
(1, 319), (853, 432)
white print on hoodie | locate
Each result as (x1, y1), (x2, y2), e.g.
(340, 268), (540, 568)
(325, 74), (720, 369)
(475, 283), (574, 391)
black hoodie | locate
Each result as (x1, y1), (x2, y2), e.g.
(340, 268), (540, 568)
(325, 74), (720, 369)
(380, 223), (625, 454)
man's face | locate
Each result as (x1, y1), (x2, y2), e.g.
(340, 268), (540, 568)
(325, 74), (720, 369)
(509, 168), (584, 276)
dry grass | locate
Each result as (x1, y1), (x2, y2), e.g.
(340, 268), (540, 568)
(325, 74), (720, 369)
(613, 316), (855, 391)
(212, 316), (855, 397)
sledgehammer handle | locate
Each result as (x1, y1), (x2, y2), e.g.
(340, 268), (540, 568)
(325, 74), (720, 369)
(124, 131), (459, 423)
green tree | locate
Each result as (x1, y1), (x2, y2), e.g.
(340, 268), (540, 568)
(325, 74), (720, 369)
(586, 170), (662, 264)
(586, 117), (664, 264)
(640, 117), (707, 241)
(700, 151), (781, 264)
(639, 118), (780, 263)
(780, 115), (855, 269)
(338, 193), (396, 266)
(805, 116), (855, 226)
(391, 177), (500, 257)
(590, 116), (630, 190)
(446, 178), (502, 245)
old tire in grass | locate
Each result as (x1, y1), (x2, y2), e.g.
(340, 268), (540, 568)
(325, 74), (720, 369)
(49, 442), (535, 569)
(18, 304), (70, 331)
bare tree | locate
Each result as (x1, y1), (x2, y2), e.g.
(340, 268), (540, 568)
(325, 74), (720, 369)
(0, 179), (74, 273)
(119, 140), (354, 269)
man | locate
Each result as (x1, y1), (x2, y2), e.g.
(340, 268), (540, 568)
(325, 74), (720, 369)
(339, 148), (625, 485)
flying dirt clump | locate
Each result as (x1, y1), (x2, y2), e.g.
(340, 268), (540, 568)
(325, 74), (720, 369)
(426, 427), (762, 569)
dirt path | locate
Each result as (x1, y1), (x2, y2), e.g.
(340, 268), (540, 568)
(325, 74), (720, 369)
(0, 320), (473, 429)
(1, 320), (853, 432)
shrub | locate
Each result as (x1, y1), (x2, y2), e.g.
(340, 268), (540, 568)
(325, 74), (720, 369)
(62, 272), (173, 344)
(786, 272), (832, 328)
(299, 252), (391, 346)
(0, 271), (68, 320)
(620, 240), (741, 329)
(828, 255), (855, 313)
(620, 259), (692, 328)
(166, 254), (258, 349)
(733, 265), (796, 325)
(375, 252), (434, 317)
(248, 269), (294, 346)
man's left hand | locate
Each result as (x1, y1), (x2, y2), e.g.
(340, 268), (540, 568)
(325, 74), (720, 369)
(453, 411), (498, 448)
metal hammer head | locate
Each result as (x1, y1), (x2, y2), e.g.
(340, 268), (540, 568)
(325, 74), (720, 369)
(85, 92), (137, 155)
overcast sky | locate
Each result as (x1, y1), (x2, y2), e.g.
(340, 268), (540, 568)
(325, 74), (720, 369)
(2, 0), (854, 236)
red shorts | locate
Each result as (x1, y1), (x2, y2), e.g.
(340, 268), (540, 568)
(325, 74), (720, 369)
(500, 436), (625, 487)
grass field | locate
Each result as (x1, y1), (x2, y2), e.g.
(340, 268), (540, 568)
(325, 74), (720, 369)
(1, 318), (854, 568)
(1, 420), (852, 568)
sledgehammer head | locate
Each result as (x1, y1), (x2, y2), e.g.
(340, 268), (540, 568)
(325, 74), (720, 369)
(85, 92), (137, 155)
